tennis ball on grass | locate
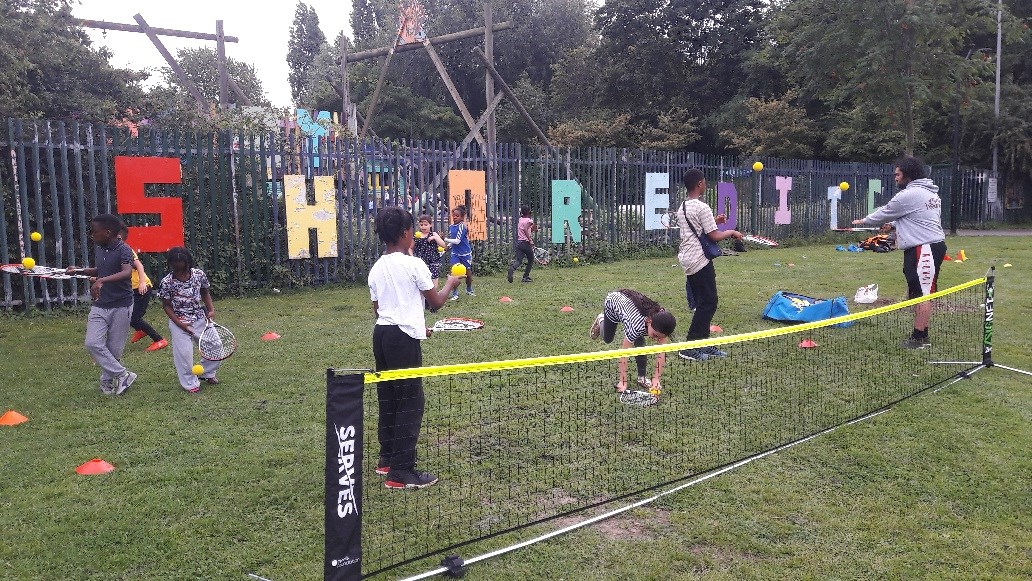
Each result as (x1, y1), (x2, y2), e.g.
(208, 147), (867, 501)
(21, 257), (35, 269)
(839, 181), (850, 191)
(450, 263), (467, 277)
(192, 364), (204, 375)
(752, 161), (763, 172)
(30, 231), (42, 242)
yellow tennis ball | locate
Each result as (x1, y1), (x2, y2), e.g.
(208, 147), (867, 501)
(450, 263), (467, 277)
(437, 246), (445, 252)
(191, 364), (204, 376)
(30, 231), (42, 242)
(839, 181), (850, 191)
(21, 257), (35, 270)
(414, 231), (424, 238)
(752, 161), (763, 172)
(572, 257), (579, 263)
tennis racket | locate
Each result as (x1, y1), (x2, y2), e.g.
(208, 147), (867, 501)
(618, 390), (658, 407)
(743, 234), (779, 247)
(833, 227), (881, 232)
(431, 317), (485, 331)
(533, 247), (552, 266)
(197, 319), (237, 361)
(1, 264), (92, 279)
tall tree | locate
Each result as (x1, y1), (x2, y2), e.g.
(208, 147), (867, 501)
(350, 0), (395, 49)
(0, 0), (145, 120)
(287, 2), (327, 106)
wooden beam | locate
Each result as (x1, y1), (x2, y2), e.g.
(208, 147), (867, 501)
(216, 20), (229, 110)
(73, 18), (239, 42)
(474, 47), (551, 147)
(227, 77), (252, 107)
(432, 91), (506, 191)
(421, 39), (486, 149)
(133, 14), (209, 114)
(346, 22), (512, 63)
(484, 2), (497, 148)
(359, 26), (405, 140)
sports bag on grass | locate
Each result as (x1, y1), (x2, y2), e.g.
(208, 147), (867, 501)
(762, 291), (853, 327)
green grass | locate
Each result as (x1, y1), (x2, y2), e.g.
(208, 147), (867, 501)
(1, 235), (1030, 580)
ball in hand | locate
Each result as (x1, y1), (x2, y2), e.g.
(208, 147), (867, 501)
(450, 263), (467, 277)
(21, 257), (35, 270)
(191, 364), (204, 376)
(30, 231), (42, 242)
(752, 161), (764, 172)
(414, 231), (424, 238)
(839, 181), (850, 191)
(437, 246), (445, 252)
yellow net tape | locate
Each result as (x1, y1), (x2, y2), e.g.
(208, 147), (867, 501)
(364, 277), (986, 383)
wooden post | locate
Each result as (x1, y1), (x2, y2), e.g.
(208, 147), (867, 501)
(360, 26), (405, 140)
(227, 77), (252, 106)
(484, 1), (496, 149)
(345, 22), (512, 63)
(340, 34), (357, 134)
(216, 20), (229, 110)
(133, 14), (209, 114)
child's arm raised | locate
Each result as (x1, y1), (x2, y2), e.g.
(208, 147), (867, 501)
(423, 274), (464, 311)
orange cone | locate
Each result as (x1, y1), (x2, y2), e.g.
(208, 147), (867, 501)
(710, 325), (722, 333)
(261, 332), (281, 341)
(75, 458), (115, 475)
(0, 410), (28, 426)
(499, 296), (512, 303)
(943, 255), (952, 261)
(798, 339), (819, 349)
(560, 306), (574, 312)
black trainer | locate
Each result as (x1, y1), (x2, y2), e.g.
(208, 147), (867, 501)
(384, 468), (439, 489)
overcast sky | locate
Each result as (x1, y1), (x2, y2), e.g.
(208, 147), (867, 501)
(75, 0), (355, 108)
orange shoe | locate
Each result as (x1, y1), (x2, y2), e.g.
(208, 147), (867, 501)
(130, 330), (147, 343)
(145, 339), (168, 352)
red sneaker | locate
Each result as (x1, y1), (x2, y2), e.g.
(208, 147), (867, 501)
(130, 330), (147, 343)
(145, 339), (168, 352)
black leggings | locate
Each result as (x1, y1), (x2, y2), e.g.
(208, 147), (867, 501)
(130, 289), (163, 342)
(601, 315), (647, 378)
(372, 324), (425, 471)
(685, 261), (718, 340)
(511, 241), (534, 279)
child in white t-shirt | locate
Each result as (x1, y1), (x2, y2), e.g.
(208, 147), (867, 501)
(368, 206), (462, 490)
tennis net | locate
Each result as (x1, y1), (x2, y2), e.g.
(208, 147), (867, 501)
(327, 276), (987, 579)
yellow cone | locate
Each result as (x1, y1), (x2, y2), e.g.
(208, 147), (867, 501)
(958, 249), (967, 261)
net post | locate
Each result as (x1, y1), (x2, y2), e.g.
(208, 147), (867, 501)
(982, 267), (995, 368)
(325, 369), (365, 581)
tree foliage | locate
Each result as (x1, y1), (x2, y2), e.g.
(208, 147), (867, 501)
(0, 0), (146, 121)
(287, 1), (327, 106)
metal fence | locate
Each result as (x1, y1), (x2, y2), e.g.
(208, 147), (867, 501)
(0, 118), (1016, 310)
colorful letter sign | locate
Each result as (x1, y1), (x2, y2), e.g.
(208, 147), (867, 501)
(551, 180), (583, 243)
(447, 170), (487, 242)
(644, 173), (670, 231)
(283, 175), (339, 259)
(774, 176), (792, 225)
(716, 182), (739, 231)
(114, 156), (184, 252)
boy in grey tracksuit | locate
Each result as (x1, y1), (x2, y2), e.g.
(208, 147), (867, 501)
(853, 156), (947, 349)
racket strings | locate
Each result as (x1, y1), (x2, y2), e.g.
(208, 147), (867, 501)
(199, 325), (237, 360)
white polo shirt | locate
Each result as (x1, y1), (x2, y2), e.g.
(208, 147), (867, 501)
(368, 252), (435, 339)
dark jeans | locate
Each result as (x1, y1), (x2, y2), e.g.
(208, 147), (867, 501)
(601, 314), (647, 377)
(685, 277), (696, 310)
(130, 288), (162, 342)
(372, 324), (424, 471)
(685, 261), (718, 340)
(511, 240), (534, 279)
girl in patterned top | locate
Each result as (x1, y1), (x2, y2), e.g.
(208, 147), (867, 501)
(589, 289), (676, 394)
(411, 214), (447, 288)
(156, 246), (221, 393)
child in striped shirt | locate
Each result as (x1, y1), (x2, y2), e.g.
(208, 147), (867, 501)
(589, 289), (676, 393)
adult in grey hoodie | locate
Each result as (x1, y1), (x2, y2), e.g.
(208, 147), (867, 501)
(853, 156), (947, 349)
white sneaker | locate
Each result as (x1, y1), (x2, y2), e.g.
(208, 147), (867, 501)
(589, 312), (605, 340)
(114, 371), (137, 395)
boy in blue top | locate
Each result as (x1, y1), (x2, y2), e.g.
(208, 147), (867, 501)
(67, 214), (138, 395)
(443, 205), (475, 300)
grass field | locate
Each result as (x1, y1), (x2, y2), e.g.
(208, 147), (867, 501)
(1, 235), (1030, 580)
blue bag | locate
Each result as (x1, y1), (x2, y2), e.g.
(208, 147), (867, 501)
(762, 291), (853, 327)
